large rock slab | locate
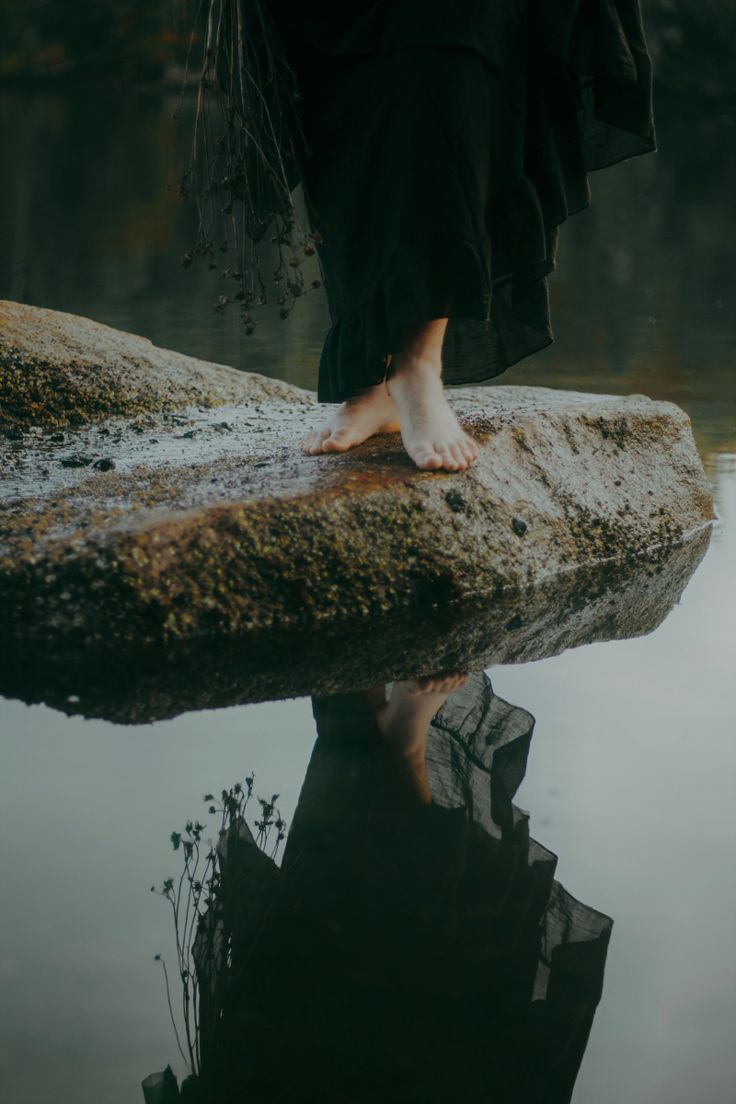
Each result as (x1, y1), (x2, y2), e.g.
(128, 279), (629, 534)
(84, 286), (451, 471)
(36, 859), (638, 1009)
(0, 299), (310, 434)
(0, 302), (715, 652)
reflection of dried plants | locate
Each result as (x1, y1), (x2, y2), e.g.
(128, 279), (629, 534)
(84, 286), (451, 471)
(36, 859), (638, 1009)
(180, 0), (320, 332)
(152, 772), (286, 1076)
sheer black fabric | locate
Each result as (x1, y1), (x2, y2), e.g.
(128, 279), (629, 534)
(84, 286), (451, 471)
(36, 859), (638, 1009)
(173, 672), (611, 1104)
(272, 1), (656, 401)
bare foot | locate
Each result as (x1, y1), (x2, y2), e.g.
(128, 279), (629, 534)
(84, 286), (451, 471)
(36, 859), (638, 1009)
(387, 358), (479, 472)
(301, 383), (399, 455)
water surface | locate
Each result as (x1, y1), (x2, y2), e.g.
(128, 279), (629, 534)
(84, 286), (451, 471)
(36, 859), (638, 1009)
(0, 90), (734, 1103)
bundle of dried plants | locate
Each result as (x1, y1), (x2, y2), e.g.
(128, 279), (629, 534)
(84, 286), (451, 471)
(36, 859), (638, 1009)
(179, 0), (320, 333)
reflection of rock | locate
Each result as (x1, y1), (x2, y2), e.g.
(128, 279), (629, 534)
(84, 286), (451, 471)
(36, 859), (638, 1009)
(0, 525), (711, 723)
(0, 302), (714, 654)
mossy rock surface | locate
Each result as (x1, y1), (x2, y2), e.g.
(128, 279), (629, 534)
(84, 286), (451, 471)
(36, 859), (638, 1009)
(0, 304), (715, 653)
(0, 300), (310, 434)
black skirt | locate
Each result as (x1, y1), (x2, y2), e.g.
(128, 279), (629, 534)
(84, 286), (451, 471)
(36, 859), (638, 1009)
(279, 1), (656, 402)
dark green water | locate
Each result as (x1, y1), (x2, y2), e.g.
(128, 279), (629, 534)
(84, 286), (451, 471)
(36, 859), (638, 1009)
(0, 90), (734, 1104)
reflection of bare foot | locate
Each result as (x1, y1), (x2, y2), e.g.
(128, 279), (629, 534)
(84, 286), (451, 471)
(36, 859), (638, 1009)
(301, 383), (399, 455)
(375, 672), (468, 802)
(376, 673), (469, 758)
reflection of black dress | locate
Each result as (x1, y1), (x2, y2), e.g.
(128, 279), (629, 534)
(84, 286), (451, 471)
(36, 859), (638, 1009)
(272, 1), (656, 402)
(189, 673), (611, 1104)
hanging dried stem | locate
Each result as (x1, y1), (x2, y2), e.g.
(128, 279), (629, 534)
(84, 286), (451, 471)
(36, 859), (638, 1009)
(180, 0), (320, 333)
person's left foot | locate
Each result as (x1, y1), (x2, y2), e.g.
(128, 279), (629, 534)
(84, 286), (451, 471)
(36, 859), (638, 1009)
(301, 383), (399, 455)
(387, 359), (479, 472)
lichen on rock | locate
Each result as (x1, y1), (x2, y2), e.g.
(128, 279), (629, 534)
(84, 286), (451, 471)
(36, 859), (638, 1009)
(0, 300), (311, 434)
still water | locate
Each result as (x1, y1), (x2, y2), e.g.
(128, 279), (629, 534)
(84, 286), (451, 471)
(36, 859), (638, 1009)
(0, 90), (735, 1103)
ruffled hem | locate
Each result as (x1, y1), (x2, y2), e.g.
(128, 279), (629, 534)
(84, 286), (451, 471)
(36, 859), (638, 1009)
(315, 0), (655, 402)
(317, 234), (495, 401)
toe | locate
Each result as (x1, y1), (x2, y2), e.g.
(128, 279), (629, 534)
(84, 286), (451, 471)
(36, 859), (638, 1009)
(437, 444), (462, 471)
(449, 442), (469, 470)
(460, 439), (477, 465)
(321, 429), (355, 452)
(411, 444), (444, 470)
(304, 431), (324, 455)
(307, 428), (332, 454)
(463, 434), (479, 462)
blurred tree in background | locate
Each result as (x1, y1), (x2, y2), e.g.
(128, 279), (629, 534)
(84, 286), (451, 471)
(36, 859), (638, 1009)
(0, 0), (193, 81)
(0, 0), (733, 96)
(647, 0), (736, 99)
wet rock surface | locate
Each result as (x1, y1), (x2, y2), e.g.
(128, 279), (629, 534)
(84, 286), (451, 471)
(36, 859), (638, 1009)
(0, 303), (715, 655)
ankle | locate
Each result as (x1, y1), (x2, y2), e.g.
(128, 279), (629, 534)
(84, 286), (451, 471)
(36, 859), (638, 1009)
(387, 353), (442, 384)
(347, 382), (391, 405)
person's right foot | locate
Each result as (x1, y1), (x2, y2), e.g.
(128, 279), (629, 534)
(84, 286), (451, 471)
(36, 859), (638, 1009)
(300, 383), (399, 455)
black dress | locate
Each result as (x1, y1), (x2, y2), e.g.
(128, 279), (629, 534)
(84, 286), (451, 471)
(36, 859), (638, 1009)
(272, 1), (656, 403)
